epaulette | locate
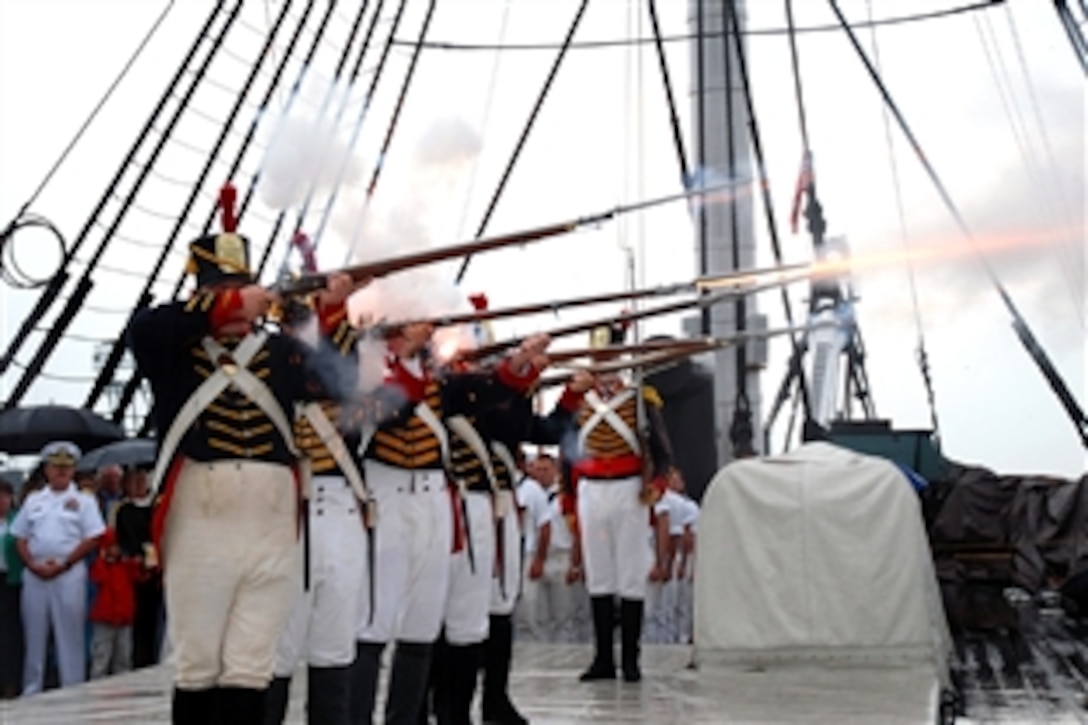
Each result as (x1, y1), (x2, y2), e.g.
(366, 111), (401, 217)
(641, 384), (663, 409)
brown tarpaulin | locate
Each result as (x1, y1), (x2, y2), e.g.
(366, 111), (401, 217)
(926, 462), (1087, 594)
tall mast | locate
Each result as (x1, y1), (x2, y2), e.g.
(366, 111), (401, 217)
(689, 0), (763, 465)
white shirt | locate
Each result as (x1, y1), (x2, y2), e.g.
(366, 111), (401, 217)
(516, 475), (551, 555)
(679, 495), (700, 533)
(10, 483), (106, 563)
(545, 486), (573, 551)
(659, 490), (689, 536)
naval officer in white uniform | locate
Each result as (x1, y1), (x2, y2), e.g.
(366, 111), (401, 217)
(11, 441), (106, 695)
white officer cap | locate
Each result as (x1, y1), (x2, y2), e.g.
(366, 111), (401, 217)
(40, 440), (82, 466)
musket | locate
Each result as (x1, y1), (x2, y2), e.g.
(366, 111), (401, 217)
(537, 324), (820, 386)
(371, 261), (812, 332)
(544, 336), (733, 364)
(458, 278), (794, 362)
(271, 182), (747, 298)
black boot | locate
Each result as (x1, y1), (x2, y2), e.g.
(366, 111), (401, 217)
(307, 665), (350, 725)
(172, 687), (219, 724)
(428, 636), (450, 725)
(384, 641), (433, 725)
(218, 686), (267, 725)
(262, 676), (291, 725)
(349, 641), (385, 725)
(441, 643), (480, 725)
(579, 596), (616, 681)
(482, 614), (528, 724)
(620, 598), (644, 683)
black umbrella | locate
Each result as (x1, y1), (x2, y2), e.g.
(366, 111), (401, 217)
(78, 438), (158, 473)
(0, 404), (126, 455)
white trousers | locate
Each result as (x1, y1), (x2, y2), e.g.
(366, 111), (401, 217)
(356, 462), (451, 644)
(577, 477), (651, 601)
(675, 552), (695, 644)
(518, 546), (577, 642)
(163, 460), (300, 690)
(21, 563), (88, 695)
(644, 578), (678, 643)
(489, 490), (520, 616)
(443, 491), (495, 645)
(274, 476), (366, 675)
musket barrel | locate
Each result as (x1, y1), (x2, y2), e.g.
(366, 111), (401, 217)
(461, 278), (792, 361)
(271, 219), (578, 298)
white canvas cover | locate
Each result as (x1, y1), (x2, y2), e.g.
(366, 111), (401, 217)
(694, 442), (952, 682)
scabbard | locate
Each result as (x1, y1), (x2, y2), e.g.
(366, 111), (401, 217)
(461, 494), (476, 575)
(366, 521), (376, 626)
(303, 500), (311, 591)
(495, 514), (507, 600)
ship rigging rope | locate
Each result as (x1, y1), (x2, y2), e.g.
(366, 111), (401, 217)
(973, 12), (1085, 327)
(0, 0), (175, 291)
(995, 7), (1085, 326)
(454, 0), (513, 241)
(267, 0), (384, 278)
(0, 214), (67, 290)
(455, 0), (592, 283)
(865, 0), (941, 439)
(391, 0), (1003, 51)
(827, 0), (1088, 448)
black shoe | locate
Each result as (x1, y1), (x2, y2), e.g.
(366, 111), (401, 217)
(578, 660), (616, 682)
(482, 696), (529, 725)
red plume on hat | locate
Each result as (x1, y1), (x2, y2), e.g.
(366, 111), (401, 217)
(219, 183), (238, 233)
(468, 293), (489, 311)
(186, 181), (252, 288)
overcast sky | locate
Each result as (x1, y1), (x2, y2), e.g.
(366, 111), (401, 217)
(0, 0), (1083, 478)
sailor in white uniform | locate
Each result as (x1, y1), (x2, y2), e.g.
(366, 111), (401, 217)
(10, 441), (106, 695)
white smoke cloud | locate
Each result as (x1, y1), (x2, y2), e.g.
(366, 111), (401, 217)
(256, 70), (363, 210)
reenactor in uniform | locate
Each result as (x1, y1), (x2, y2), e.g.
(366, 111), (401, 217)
(347, 322), (548, 725)
(128, 185), (345, 722)
(264, 282), (369, 724)
(572, 323), (675, 683)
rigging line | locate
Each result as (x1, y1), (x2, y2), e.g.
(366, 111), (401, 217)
(312, 0), (407, 255)
(865, 0), (939, 438)
(0, 1), (231, 392)
(0, 0), (175, 231)
(645, 0), (691, 185)
(1053, 0), (1088, 74)
(390, 1), (1005, 51)
(721, 0), (814, 435)
(724, 1), (750, 437)
(696, 0), (709, 337)
(974, 11), (1083, 325)
(264, 0), (377, 280)
(784, 0), (810, 153)
(118, 0), (325, 426)
(827, 0), (1088, 448)
(32, 328), (115, 345)
(454, 0), (512, 242)
(363, 0), (437, 205)
(235, 0), (342, 226)
(82, 0), (293, 416)
(1003, 4), (1085, 323)
(335, 0), (439, 263)
(4, 361), (99, 384)
(1004, 3), (1081, 226)
(454, 0), (592, 284)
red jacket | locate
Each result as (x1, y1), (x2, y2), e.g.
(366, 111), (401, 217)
(89, 555), (144, 626)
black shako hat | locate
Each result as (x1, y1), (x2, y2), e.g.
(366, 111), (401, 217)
(186, 183), (254, 289)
